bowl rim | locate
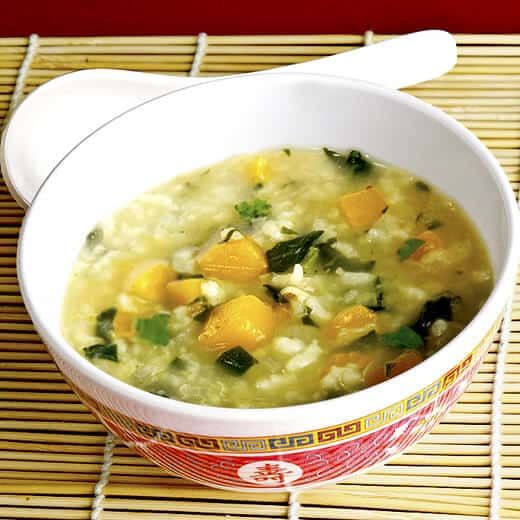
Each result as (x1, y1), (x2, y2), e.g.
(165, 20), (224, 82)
(17, 71), (520, 428)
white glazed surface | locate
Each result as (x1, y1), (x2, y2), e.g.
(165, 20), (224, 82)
(1, 30), (457, 207)
(18, 73), (519, 438)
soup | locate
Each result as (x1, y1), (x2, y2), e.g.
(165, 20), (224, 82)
(62, 148), (493, 408)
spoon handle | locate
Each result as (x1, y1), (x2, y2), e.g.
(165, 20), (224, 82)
(282, 30), (456, 89)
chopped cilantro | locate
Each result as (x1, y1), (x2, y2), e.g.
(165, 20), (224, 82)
(234, 199), (271, 223)
(136, 314), (171, 346)
(381, 326), (424, 349)
(283, 148), (291, 156)
(398, 238), (425, 261)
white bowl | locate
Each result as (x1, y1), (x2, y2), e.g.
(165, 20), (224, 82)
(17, 72), (519, 490)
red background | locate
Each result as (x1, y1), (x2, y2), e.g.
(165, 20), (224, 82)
(2, 0), (520, 36)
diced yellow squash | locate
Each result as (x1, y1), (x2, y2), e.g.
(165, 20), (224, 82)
(411, 230), (443, 261)
(363, 360), (387, 387)
(198, 237), (268, 282)
(324, 305), (376, 347)
(127, 260), (177, 303)
(363, 350), (423, 387)
(388, 350), (423, 377)
(246, 156), (271, 184)
(198, 295), (275, 351)
(113, 310), (135, 339)
(337, 186), (387, 230)
(166, 278), (203, 306)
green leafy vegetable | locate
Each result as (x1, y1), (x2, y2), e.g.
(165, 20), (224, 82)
(413, 295), (455, 338)
(398, 238), (425, 261)
(170, 357), (188, 370)
(426, 219), (443, 230)
(234, 199), (271, 223)
(263, 284), (288, 304)
(217, 346), (257, 375)
(189, 297), (214, 323)
(281, 226), (298, 235)
(86, 227), (103, 247)
(302, 306), (319, 327)
(368, 276), (385, 311)
(84, 343), (118, 362)
(317, 242), (375, 272)
(346, 150), (371, 174)
(323, 148), (372, 174)
(96, 308), (116, 342)
(136, 314), (171, 346)
(382, 326), (424, 349)
(301, 246), (320, 273)
(415, 180), (431, 192)
(283, 148), (291, 156)
(266, 230), (324, 273)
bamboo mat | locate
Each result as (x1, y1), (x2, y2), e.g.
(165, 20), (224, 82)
(0, 33), (519, 520)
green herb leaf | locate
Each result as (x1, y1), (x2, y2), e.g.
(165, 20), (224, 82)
(317, 242), (375, 272)
(415, 180), (431, 192)
(84, 343), (118, 362)
(234, 199), (271, 223)
(96, 308), (116, 342)
(398, 238), (425, 261)
(86, 227), (103, 248)
(263, 284), (288, 304)
(367, 276), (385, 311)
(136, 314), (171, 346)
(217, 346), (257, 375)
(301, 246), (320, 274)
(170, 357), (188, 370)
(283, 148), (291, 156)
(281, 226), (298, 235)
(266, 230), (324, 273)
(302, 306), (319, 327)
(254, 183), (264, 190)
(382, 326), (424, 349)
(426, 219), (443, 230)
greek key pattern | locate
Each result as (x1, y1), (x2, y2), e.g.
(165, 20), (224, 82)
(72, 319), (499, 454)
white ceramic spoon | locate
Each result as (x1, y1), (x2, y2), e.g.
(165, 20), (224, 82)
(1, 30), (456, 208)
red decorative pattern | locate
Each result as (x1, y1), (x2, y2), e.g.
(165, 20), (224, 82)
(92, 347), (482, 489)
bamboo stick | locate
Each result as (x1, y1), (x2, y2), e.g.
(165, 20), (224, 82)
(0, 431), (106, 444)
(0, 508), (90, 520)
